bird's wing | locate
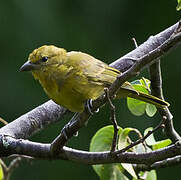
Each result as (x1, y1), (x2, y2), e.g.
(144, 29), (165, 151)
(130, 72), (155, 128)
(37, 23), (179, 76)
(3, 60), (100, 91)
(66, 51), (138, 99)
(67, 51), (120, 86)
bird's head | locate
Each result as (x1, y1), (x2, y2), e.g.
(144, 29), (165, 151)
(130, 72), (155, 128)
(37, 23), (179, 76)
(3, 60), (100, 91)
(20, 45), (67, 73)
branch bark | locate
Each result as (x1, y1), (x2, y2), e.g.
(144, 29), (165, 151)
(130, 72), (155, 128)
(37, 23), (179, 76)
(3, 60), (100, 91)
(149, 60), (181, 142)
(0, 100), (69, 138)
(0, 136), (181, 166)
(136, 155), (181, 171)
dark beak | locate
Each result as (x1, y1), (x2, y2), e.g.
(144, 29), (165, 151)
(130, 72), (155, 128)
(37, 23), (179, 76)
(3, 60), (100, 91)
(19, 60), (35, 72)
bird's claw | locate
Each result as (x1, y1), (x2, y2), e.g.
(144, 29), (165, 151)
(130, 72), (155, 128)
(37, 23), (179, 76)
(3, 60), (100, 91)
(86, 99), (99, 115)
(61, 114), (79, 139)
(61, 124), (70, 140)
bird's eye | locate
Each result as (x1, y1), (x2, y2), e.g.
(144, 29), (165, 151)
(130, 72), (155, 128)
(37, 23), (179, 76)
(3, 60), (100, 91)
(41, 56), (48, 62)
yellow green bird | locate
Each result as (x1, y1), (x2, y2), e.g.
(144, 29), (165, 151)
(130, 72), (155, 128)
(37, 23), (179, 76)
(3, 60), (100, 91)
(20, 45), (169, 112)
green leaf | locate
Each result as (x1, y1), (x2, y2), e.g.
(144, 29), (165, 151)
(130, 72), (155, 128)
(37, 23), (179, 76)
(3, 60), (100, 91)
(128, 78), (151, 116)
(100, 164), (129, 180)
(131, 78), (151, 93)
(118, 128), (130, 150)
(130, 79), (142, 85)
(146, 103), (157, 117)
(152, 139), (172, 150)
(122, 163), (137, 179)
(133, 170), (157, 180)
(118, 127), (140, 150)
(131, 83), (149, 94)
(118, 128), (139, 179)
(0, 160), (4, 180)
(176, 0), (181, 10)
(144, 127), (156, 146)
(144, 127), (172, 150)
(90, 126), (125, 179)
(127, 98), (146, 116)
(128, 78), (158, 117)
(140, 77), (151, 89)
(131, 78), (150, 90)
(145, 170), (157, 180)
(90, 126), (139, 179)
(90, 125), (120, 153)
(90, 126), (160, 180)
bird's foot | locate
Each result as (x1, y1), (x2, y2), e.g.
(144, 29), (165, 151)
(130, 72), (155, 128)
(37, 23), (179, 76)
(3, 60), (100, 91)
(61, 124), (69, 140)
(61, 113), (80, 139)
(86, 99), (99, 115)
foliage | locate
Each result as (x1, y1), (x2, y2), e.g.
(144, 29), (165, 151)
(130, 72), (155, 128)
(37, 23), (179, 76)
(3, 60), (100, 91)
(0, 167), (3, 180)
(127, 78), (157, 117)
(90, 125), (171, 180)
(177, 0), (181, 10)
(0, 162), (3, 180)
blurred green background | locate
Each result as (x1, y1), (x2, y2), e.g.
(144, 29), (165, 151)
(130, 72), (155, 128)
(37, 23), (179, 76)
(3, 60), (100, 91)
(0, 0), (181, 179)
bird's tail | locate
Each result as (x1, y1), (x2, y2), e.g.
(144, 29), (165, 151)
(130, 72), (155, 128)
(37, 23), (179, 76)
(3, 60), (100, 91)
(127, 91), (169, 108)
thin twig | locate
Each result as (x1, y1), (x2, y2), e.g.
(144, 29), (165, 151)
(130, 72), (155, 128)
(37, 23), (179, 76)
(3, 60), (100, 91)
(104, 88), (118, 152)
(132, 37), (138, 48)
(133, 129), (148, 152)
(0, 157), (23, 180)
(0, 159), (8, 179)
(6, 157), (22, 180)
(136, 155), (181, 171)
(114, 119), (165, 155)
(0, 117), (8, 125)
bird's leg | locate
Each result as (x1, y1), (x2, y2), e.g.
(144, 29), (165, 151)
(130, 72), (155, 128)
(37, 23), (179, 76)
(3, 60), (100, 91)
(61, 112), (80, 139)
(59, 99), (99, 142)
(86, 99), (99, 115)
(51, 111), (91, 153)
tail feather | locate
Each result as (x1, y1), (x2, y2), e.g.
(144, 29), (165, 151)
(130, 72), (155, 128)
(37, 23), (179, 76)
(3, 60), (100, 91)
(128, 91), (169, 108)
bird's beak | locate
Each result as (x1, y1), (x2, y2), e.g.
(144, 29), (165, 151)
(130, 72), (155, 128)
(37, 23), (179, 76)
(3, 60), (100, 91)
(19, 60), (35, 72)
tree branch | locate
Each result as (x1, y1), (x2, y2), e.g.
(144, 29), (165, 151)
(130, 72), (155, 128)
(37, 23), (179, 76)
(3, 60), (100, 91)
(136, 155), (181, 171)
(115, 117), (165, 155)
(149, 60), (181, 142)
(0, 100), (69, 139)
(0, 136), (181, 166)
